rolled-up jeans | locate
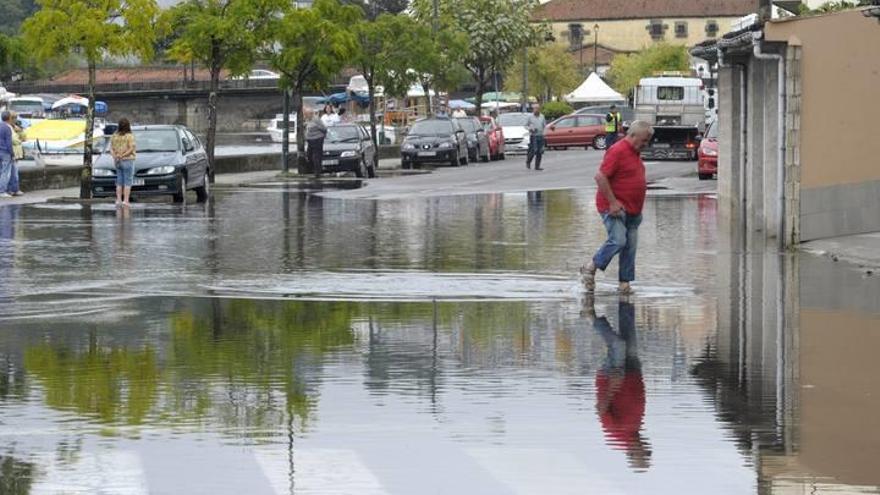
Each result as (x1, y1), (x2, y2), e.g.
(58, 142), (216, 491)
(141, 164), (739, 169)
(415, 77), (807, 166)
(7, 161), (19, 193)
(0, 155), (12, 193)
(592, 212), (642, 283)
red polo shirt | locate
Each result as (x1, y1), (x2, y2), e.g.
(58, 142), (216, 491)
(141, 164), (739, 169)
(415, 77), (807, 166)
(595, 139), (647, 215)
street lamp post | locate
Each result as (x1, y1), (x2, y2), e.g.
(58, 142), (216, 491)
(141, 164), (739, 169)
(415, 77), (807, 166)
(593, 24), (599, 75)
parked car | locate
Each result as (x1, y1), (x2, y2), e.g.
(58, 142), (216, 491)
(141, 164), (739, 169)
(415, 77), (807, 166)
(91, 125), (211, 203)
(321, 124), (377, 178)
(232, 69), (280, 80)
(698, 120), (718, 180)
(545, 113), (609, 150)
(574, 104), (635, 124)
(400, 117), (469, 169)
(455, 117), (490, 163)
(479, 116), (506, 160)
(497, 112), (531, 154)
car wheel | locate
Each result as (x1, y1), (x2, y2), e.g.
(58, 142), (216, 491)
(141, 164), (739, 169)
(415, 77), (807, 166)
(194, 170), (211, 202)
(173, 172), (187, 204)
(355, 158), (366, 178)
(500, 152), (506, 160)
(593, 135), (607, 150)
(698, 173), (713, 181)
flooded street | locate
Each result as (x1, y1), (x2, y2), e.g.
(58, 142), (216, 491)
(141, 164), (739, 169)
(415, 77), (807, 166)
(0, 181), (878, 494)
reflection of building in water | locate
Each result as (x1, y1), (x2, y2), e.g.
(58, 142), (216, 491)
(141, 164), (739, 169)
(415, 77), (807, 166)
(698, 230), (880, 493)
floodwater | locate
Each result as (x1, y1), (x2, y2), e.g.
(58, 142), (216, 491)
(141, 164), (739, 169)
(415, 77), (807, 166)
(0, 186), (878, 494)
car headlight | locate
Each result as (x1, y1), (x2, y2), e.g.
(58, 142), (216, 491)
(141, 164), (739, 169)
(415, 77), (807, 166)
(340, 150), (357, 158)
(92, 168), (115, 177)
(701, 147), (718, 157)
(438, 142), (453, 149)
(402, 143), (415, 150)
(144, 165), (176, 175)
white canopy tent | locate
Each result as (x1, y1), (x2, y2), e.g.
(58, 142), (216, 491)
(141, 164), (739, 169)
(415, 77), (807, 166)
(565, 72), (625, 104)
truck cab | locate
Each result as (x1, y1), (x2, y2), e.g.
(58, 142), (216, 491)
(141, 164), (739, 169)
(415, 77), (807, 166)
(634, 75), (705, 160)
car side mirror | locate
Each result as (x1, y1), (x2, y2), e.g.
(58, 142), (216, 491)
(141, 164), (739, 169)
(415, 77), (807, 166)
(182, 138), (194, 152)
(549, 125), (556, 131)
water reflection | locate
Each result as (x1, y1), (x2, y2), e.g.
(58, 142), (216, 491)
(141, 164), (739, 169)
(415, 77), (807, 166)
(586, 297), (651, 472)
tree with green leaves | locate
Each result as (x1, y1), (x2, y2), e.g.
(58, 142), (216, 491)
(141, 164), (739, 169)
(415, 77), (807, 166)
(165, 0), (283, 177)
(23, 0), (161, 198)
(504, 42), (579, 102)
(352, 14), (421, 159)
(428, 0), (537, 112)
(0, 34), (26, 82)
(408, 0), (469, 113)
(264, 0), (360, 175)
(606, 43), (690, 97)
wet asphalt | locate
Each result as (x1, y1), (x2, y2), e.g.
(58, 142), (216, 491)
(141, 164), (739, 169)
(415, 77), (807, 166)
(0, 149), (878, 494)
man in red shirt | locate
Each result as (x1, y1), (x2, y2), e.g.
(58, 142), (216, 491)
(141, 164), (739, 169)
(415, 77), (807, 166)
(581, 121), (654, 294)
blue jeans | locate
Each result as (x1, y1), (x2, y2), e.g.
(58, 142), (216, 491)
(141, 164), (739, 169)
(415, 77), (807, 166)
(6, 161), (19, 193)
(605, 132), (619, 150)
(592, 212), (642, 282)
(116, 160), (135, 187)
(0, 155), (12, 193)
(526, 135), (545, 168)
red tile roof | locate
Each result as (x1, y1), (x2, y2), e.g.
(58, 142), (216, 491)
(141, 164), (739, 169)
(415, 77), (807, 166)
(534, 0), (759, 22)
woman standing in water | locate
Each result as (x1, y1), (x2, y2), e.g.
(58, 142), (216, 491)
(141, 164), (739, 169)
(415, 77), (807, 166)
(110, 118), (137, 207)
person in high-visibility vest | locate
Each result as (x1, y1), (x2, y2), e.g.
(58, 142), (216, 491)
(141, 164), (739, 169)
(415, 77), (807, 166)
(604, 104), (623, 150)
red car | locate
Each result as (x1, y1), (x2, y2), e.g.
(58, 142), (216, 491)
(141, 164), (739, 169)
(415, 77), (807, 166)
(698, 120), (718, 180)
(544, 114), (611, 150)
(479, 116), (506, 160)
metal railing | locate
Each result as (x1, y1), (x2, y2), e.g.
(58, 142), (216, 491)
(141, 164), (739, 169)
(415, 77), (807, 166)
(8, 77), (282, 95)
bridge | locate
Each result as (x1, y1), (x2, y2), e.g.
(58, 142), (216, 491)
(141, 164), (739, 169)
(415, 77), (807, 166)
(7, 69), (347, 133)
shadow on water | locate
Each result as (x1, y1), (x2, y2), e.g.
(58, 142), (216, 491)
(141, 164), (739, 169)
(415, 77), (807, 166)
(0, 189), (878, 493)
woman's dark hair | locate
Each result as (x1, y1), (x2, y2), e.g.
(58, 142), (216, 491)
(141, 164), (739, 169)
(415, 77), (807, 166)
(117, 118), (132, 134)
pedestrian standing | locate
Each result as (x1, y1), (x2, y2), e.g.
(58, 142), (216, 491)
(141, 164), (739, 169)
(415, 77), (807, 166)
(6, 112), (25, 196)
(525, 104), (546, 171)
(604, 104), (623, 150)
(321, 104), (339, 127)
(305, 108), (327, 178)
(110, 118), (137, 207)
(580, 121), (654, 295)
(0, 111), (14, 199)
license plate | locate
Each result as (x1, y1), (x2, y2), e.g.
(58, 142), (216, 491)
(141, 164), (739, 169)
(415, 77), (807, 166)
(323, 159), (338, 165)
(652, 143), (671, 148)
(419, 151), (436, 157)
(132, 178), (144, 186)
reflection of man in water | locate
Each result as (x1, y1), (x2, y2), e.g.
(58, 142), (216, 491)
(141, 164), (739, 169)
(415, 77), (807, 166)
(583, 297), (651, 471)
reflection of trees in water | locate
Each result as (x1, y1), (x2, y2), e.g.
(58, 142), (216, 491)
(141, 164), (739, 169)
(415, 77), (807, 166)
(23, 300), (357, 434)
(0, 453), (35, 495)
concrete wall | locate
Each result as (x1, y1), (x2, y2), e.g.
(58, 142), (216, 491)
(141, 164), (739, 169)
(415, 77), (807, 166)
(766, 10), (880, 241)
(546, 17), (742, 53)
(101, 91), (284, 134)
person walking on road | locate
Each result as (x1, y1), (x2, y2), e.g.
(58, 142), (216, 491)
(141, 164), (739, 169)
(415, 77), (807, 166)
(604, 104), (623, 150)
(0, 111), (15, 199)
(305, 108), (328, 178)
(110, 118), (137, 207)
(525, 104), (546, 171)
(580, 121), (653, 295)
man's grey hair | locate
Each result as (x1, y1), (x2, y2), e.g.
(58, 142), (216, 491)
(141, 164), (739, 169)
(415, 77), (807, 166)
(627, 120), (654, 137)
(0, 111), (10, 122)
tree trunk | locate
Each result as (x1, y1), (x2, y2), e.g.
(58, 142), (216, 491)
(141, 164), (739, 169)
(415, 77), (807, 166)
(474, 68), (486, 117)
(80, 59), (96, 199)
(294, 88), (308, 175)
(421, 79), (432, 115)
(206, 62), (220, 183)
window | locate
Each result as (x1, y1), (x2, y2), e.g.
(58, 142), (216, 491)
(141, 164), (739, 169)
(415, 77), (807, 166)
(554, 118), (576, 128)
(675, 21), (688, 38)
(647, 20), (666, 40)
(657, 86), (685, 101)
(568, 23), (584, 50)
(705, 20), (719, 38)
(578, 116), (604, 127)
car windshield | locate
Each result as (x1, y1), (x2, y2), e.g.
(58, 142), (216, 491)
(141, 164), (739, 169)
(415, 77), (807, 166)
(104, 129), (180, 153)
(498, 113), (529, 127)
(410, 120), (454, 136)
(10, 101), (43, 114)
(706, 122), (718, 139)
(456, 119), (478, 133)
(326, 126), (361, 143)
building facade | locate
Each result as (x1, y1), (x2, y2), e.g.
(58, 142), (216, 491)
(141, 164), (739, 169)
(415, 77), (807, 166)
(691, 8), (880, 246)
(532, 0), (760, 74)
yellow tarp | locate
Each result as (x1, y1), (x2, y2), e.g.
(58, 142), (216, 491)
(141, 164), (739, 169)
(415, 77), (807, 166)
(24, 119), (86, 141)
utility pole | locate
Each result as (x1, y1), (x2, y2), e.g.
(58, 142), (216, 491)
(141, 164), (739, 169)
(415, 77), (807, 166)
(593, 24), (599, 75)
(282, 89), (290, 173)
